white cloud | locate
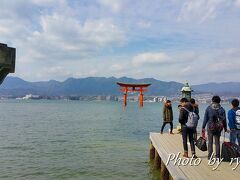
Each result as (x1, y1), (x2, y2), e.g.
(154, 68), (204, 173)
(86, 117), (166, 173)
(98, 0), (122, 13)
(48, 66), (65, 74)
(1, 0), (240, 83)
(89, 70), (98, 76)
(178, 0), (228, 23)
(24, 14), (126, 64)
(110, 64), (124, 72)
(181, 66), (192, 74)
(132, 52), (170, 66)
(205, 48), (240, 73)
(74, 72), (83, 78)
(31, 0), (61, 6)
(137, 21), (152, 29)
(27, 65), (72, 81)
(0, 0), (127, 81)
(107, 63), (132, 77)
(38, 13), (125, 47)
(235, 0), (240, 7)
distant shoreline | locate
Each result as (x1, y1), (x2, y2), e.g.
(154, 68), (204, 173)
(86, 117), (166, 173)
(1, 95), (235, 105)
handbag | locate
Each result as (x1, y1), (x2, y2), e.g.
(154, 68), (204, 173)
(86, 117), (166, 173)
(196, 137), (207, 151)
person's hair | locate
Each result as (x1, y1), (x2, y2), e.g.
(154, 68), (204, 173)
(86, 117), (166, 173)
(231, 99), (239, 108)
(166, 100), (171, 103)
(180, 98), (188, 103)
(190, 98), (195, 104)
(212, 95), (221, 104)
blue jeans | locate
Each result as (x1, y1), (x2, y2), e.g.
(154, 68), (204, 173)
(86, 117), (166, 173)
(230, 130), (240, 145)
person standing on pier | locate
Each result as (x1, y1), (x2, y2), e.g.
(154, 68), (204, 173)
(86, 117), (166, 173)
(161, 100), (173, 134)
(179, 98), (197, 158)
(228, 99), (240, 145)
(202, 96), (227, 159)
(190, 98), (200, 142)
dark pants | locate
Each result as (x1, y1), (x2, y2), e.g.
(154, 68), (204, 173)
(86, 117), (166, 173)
(181, 125), (195, 154)
(161, 122), (173, 133)
(208, 130), (221, 159)
(193, 129), (197, 142)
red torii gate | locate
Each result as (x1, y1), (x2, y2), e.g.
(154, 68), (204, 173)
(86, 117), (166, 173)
(116, 82), (151, 107)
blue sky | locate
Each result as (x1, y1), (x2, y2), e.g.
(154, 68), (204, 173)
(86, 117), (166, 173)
(1, 0), (240, 84)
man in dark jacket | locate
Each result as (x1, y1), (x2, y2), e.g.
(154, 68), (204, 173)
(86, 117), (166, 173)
(228, 99), (240, 145)
(161, 100), (173, 134)
(202, 96), (227, 159)
(179, 98), (197, 158)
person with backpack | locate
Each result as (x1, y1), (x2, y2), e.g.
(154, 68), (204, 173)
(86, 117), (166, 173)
(179, 98), (198, 158)
(190, 98), (200, 142)
(228, 99), (240, 145)
(202, 95), (227, 159)
(161, 100), (173, 134)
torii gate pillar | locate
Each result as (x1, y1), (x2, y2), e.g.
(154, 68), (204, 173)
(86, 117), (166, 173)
(139, 88), (143, 107)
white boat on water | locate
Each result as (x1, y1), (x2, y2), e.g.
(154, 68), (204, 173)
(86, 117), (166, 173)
(22, 94), (41, 100)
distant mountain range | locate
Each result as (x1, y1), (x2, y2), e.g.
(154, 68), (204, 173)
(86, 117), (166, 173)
(0, 76), (239, 97)
(193, 82), (240, 96)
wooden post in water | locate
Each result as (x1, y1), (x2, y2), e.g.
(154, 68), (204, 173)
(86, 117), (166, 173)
(169, 174), (174, 180)
(154, 149), (161, 169)
(161, 162), (169, 180)
(149, 141), (155, 160)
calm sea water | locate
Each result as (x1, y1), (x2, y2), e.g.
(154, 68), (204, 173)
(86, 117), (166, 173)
(0, 100), (230, 180)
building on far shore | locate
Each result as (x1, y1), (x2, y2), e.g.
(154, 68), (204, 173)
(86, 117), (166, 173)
(106, 95), (118, 101)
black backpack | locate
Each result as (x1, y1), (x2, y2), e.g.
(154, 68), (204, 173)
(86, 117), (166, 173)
(221, 133), (240, 162)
